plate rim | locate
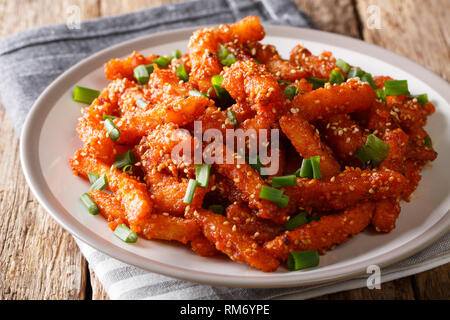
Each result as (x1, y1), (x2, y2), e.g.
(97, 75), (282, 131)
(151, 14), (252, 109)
(20, 24), (450, 288)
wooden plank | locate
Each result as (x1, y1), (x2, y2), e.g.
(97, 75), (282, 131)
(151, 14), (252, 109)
(0, 0), (100, 39)
(99, 0), (184, 16)
(356, 0), (450, 80)
(294, 0), (361, 38)
(0, 106), (87, 299)
(0, 0), (100, 300)
(413, 263), (450, 299)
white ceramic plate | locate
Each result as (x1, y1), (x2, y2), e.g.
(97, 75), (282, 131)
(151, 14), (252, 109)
(20, 25), (450, 288)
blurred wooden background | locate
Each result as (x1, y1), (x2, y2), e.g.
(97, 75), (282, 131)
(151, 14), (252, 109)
(0, 0), (448, 299)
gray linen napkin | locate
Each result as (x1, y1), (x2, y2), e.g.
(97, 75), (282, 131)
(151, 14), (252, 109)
(1, 0), (448, 299)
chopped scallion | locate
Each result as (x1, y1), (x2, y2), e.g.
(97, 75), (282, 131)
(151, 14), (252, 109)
(284, 212), (309, 231)
(133, 65), (150, 84)
(329, 69), (345, 85)
(89, 173), (108, 191)
(189, 89), (208, 98)
(114, 224), (138, 243)
(73, 86), (100, 104)
(416, 94), (428, 106)
(136, 98), (149, 109)
(102, 114), (117, 121)
(284, 86), (298, 100)
(336, 59), (351, 74)
(153, 56), (173, 68)
(296, 158), (312, 178)
(211, 74), (231, 100)
(183, 179), (198, 204)
(424, 136), (432, 147)
(87, 172), (100, 184)
(259, 186), (290, 208)
(376, 88), (386, 102)
(217, 44), (229, 61)
(226, 109), (238, 128)
(287, 250), (320, 271)
(104, 118), (120, 141)
(384, 80), (410, 96)
(361, 72), (376, 89)
(208, 204), (225, 215)
(310, 156), (322, 180)
(271, 174), (297, 188)
(113, 150), (135, 169)
(80, 193), (99, 215)
(122, 164), (133, 174)
(172, 49), (182, 59)
(277, 79), (292, 85)
(176, 64), (189, 82)
(347, 67), (365, 79)
(195, 164), (211, 188)
(306, 77), (327, 89)
(354, 134), (390, 167)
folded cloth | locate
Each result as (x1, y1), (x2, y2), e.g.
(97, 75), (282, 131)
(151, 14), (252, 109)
(0, 0), (448, 299)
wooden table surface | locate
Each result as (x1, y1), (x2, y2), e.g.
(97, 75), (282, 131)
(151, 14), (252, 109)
(0, 0), (448, 300)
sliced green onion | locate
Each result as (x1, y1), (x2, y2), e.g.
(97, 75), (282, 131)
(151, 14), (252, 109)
(329, 69), (345, 85)
(384, 80), (410, 96)
(259, 185), (283, 202)
(287, 250), (320, 271)
(217, 44), (229, 60)
(361, 72), (376, 89)
(284, 212), (309, 231)
(114, 224), (138, 243)
(189, 89), (208, 98)
(416, 94), (428, 106)
(172, 49), (182, 59)
(310, 156), (322, 180)
(87, 172), (100, 184)
(376, 88), (386, 102)
(183, 179), (199, 204)
(113, 150), (135, 169)
(211, 74), (231, 100)
(226, 110), (238, 128)
(217, 44), (236, 66)
(176, 64), (189, 82)
(347, 67), (365, 79)
(122, 164), (133, 174)
(208, 204), (225, 215)
(284, 86), (298, 100)
(89, 173), (108, 191)
(354, 134), (390, 167)
(80, 193), (99, 215)
(136, 98), (149, 109)
(276, 194), (290, 209)
(277, 79), (292, 85)
(220, 53), (236, 67)
(153, 56), (173, 68)
(308, 216), (321, 222)
(248, 155), (265, 176)
(424, 136), (432, 147)
(254, 58), (261, 64)
(104, 118), (120, 141)
(133, 65), (150, 84)
(307, 77), (327, 89)
(272, 174), (297, 188)
(336, 59), (351, 74)
(102, 114), (117, 121)
(296, 158), (312, 178)
(195, 164), (211, 188)
(73, 86), (100, 104)
(259, 186), (289, 208)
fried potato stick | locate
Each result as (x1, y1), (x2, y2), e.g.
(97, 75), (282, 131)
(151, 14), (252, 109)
(188, 208), (280, 272)
(284, 167), (408, 212)
(291, 79), (376, 121)
(189, 16), (265, 93)
(70, 150), (152, 232)
(371, 199), (401, 233)
(264, 201), (375, 261)
(226, 203), (283, 243)
(280, 112), (341, 178)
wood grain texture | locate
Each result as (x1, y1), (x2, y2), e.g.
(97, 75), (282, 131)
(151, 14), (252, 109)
(356, 0), (450, 80)
(0, 0), (448, 300)
(295, 0), (361, 38)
